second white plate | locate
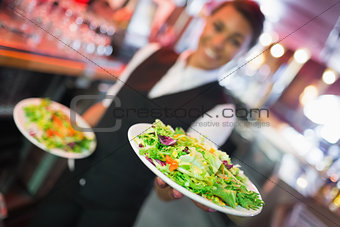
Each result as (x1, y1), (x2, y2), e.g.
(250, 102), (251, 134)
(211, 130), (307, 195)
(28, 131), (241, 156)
(128, 123), (263, 216)
(13, 98), (97, 159)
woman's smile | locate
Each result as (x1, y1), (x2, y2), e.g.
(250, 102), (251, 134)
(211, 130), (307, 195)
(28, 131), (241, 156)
(203, 48), (219, 61)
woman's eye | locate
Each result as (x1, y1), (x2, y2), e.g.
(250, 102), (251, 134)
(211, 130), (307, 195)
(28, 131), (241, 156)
(230, 39), (241, 47)
(213, 22), (223, 32)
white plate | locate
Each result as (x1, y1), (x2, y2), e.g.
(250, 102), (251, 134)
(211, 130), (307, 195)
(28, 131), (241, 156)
(128, 123), (263, 216)
(13, 98), (96, 159)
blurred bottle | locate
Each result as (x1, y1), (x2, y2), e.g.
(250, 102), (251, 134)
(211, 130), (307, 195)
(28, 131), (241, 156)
(315, 178), (339, 208)
(329, 189), (340, 214)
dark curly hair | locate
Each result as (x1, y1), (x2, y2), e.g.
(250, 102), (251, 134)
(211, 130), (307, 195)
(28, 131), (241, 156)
(211, 0), (265, 48)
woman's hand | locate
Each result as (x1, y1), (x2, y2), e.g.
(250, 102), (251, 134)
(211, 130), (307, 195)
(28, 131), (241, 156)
(154, 177), (183, 201)
(154, 177), (216, 212)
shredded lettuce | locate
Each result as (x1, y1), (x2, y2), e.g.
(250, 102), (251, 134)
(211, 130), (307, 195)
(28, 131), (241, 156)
(136, 119), (264, 210)
(23, 98), (93, 153)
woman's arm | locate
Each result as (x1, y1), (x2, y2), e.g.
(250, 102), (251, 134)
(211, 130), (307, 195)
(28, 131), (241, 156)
(82, 102), (107, 127)
(82, 43), (161, 127)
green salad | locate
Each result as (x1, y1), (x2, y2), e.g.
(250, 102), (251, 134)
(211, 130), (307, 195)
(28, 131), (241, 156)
(136, 119), (264, 210)
(23, 98), (93, 153)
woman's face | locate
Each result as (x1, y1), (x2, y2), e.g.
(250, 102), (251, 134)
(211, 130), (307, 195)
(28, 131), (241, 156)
(189, 5), (253, 70)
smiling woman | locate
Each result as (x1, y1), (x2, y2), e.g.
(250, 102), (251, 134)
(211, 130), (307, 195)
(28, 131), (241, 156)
(31, 1), (265, 227)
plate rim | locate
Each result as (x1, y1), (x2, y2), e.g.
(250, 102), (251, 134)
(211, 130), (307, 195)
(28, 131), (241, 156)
(128, 123), (263, 216)
(13, 98), (97, 159)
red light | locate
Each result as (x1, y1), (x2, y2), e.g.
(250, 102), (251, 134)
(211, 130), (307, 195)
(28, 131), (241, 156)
(1, 207), (7, 217)
(74, 0), (90, 4)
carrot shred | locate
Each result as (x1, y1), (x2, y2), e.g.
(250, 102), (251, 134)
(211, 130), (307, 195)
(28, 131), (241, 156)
(217, 173), (228, 180)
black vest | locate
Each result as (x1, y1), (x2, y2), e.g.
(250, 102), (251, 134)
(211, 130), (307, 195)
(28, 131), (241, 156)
(77, 48), (227, 212)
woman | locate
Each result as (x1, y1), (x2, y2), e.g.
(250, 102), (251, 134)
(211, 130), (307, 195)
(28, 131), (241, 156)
(31, 1), (264, 226)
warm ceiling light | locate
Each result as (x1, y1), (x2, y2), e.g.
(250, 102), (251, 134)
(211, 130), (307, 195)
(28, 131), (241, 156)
(296, 176), (308, 189)
(322, 69), (338, 85)
(321, 123), (340, 144)
(299, 85), (318, 106)
(303, 95), (340, 125)
(270, 44), (285, 58)
(248, 54), (265, 70)
(259, 0), (282, 23)
(294, 48), (311, 64)
(259, 33), (272, 46)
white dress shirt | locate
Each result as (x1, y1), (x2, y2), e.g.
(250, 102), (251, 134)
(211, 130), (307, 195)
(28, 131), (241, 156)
(103, 43), (235, 147)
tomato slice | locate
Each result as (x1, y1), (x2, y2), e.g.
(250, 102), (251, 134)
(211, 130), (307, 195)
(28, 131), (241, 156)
(165, 155), (178, 172)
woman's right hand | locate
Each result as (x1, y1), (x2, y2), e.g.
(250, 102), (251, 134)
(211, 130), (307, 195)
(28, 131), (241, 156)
(154, 177), (216, 212)
(154, 177), (183, 201)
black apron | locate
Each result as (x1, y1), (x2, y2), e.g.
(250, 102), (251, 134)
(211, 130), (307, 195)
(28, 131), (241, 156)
(75, 48), (227, 223)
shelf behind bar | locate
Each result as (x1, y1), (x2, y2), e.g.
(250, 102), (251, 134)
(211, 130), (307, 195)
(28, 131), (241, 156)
(0, 47), (125, 80)
(0, 27), (125, 80)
